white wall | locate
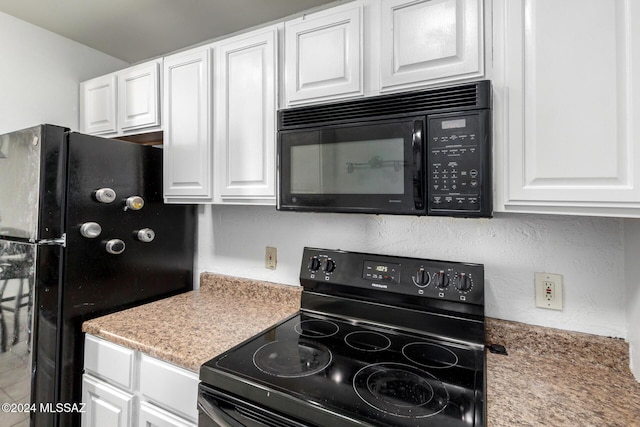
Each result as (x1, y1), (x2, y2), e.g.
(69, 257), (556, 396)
(624, 219), (640, 380)
(0, 12), (128, 134)
(197, 205), (626, 338)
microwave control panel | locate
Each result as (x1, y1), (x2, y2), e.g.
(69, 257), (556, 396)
(427, 111), (492, 217)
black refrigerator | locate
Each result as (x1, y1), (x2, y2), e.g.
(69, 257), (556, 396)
(0, 124), (195, 427)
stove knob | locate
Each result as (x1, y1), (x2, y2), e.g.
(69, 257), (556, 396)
(105, 239), (126, 255)
(435, 270), (450, 289)
(414, 268), (429, 287)
(456, 273), (472, 292)
(308, 256), (321, 271)
(323, 259), (336, 273)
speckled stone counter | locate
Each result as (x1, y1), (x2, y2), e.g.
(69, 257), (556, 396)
(82, 274), (301, 371)
(486, 318), (640, 427)
(84, 276), (640, 426)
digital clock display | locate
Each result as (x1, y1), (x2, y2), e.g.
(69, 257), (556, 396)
(363, 261), (400, 283)
(441, 118), (466, 130)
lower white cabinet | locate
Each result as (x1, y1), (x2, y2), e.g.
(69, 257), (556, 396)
(138, 402), (196, 427)
(82, 376), (134, 427)
(82, 334), (198, 427)
(139, 354), (199, 422)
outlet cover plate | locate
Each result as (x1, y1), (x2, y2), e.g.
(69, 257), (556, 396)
(265, 246), (277, 270)
(535, 272), (563, 310)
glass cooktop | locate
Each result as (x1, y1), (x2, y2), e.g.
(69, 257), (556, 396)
(201, 311), (484, 427)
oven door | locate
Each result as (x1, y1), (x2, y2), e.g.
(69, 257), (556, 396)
(198, 384), (312, 427)
(278, 119), (425, 215)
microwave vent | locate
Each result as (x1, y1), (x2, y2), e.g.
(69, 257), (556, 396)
(279, 80), (490, 129)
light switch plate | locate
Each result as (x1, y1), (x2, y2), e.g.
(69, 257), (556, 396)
(535, 272), (563, 310)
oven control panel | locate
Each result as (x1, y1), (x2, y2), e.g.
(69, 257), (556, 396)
(301, 247), (484, 306)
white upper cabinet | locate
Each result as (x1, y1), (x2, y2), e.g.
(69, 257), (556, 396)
(493, 0), (640, 217)
(163, 47), (213, 201)
(118, 61), (161, 132)
(214, 26), (279, 204)
(282, 0), (485, 106)
(163, 26), (279, 205)
(80, 74), (117, 135)
(80, 59), (161, 136)
(284, 2), (363, 106)
(379, 0), (484, 92)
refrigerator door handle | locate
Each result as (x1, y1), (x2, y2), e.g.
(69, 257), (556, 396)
(38, 233), (66, 247)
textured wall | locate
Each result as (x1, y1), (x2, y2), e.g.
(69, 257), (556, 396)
(624, 219), (640, 379)
(0, 12), (127, 134)
(197, 205), (626, 338)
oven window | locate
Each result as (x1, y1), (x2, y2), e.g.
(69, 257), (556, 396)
(290, 138), (405, 195)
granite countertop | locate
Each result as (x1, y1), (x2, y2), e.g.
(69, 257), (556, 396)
(83, 274), (640, 426)
(82, 274), (301, 371)
(486, 319), (640, 427)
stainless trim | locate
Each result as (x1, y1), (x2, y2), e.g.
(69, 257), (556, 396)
(38, 233), (66, 247)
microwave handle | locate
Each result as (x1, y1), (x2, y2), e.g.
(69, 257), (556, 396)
(412, 120), (424, 210)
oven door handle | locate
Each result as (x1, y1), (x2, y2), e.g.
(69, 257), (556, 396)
(412, 120), (425, 210)
(198, 394), (242, 427)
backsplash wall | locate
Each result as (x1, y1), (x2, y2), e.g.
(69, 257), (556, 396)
(624, 219), (640, 379)
(197, 205), (626, 338)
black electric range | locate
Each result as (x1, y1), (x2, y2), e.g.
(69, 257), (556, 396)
(199, 248), (486, 427)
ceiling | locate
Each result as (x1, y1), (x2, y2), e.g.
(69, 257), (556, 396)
(0, 0), (335, 63)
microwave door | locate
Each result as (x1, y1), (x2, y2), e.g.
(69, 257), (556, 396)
(279, 120), (425, 215)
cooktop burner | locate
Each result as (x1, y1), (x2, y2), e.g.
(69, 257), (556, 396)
(353, 362), (449, 418)
(403, 342), (460, 369)
(253, 339), (332, 378)
(294, 319), (339, 338)
(203, 311), (483, 427)
(199, 248), (486, 427)
(345, 331), (391, 352)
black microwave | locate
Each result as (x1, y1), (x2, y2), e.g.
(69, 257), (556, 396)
(277, 80), (492, 217)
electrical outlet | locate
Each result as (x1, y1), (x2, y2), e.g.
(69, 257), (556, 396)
(535, 272), (563, 310)
(265, 246), (277, 270)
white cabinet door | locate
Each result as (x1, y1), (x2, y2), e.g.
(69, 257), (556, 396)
(118, 61), (161, 133)
(163, 47), (213, 201)
(493, 0), (640, 217)
(379, 0), (483, 92)
(214, 27), (278, 203)
(284, 2), (363, 106)
(84, 334), (135, 391)
(80, 74), (117, 135)
(138, 402), (196, 427)
(82, 375), (134, 427)
(139, 354), (199, 423)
